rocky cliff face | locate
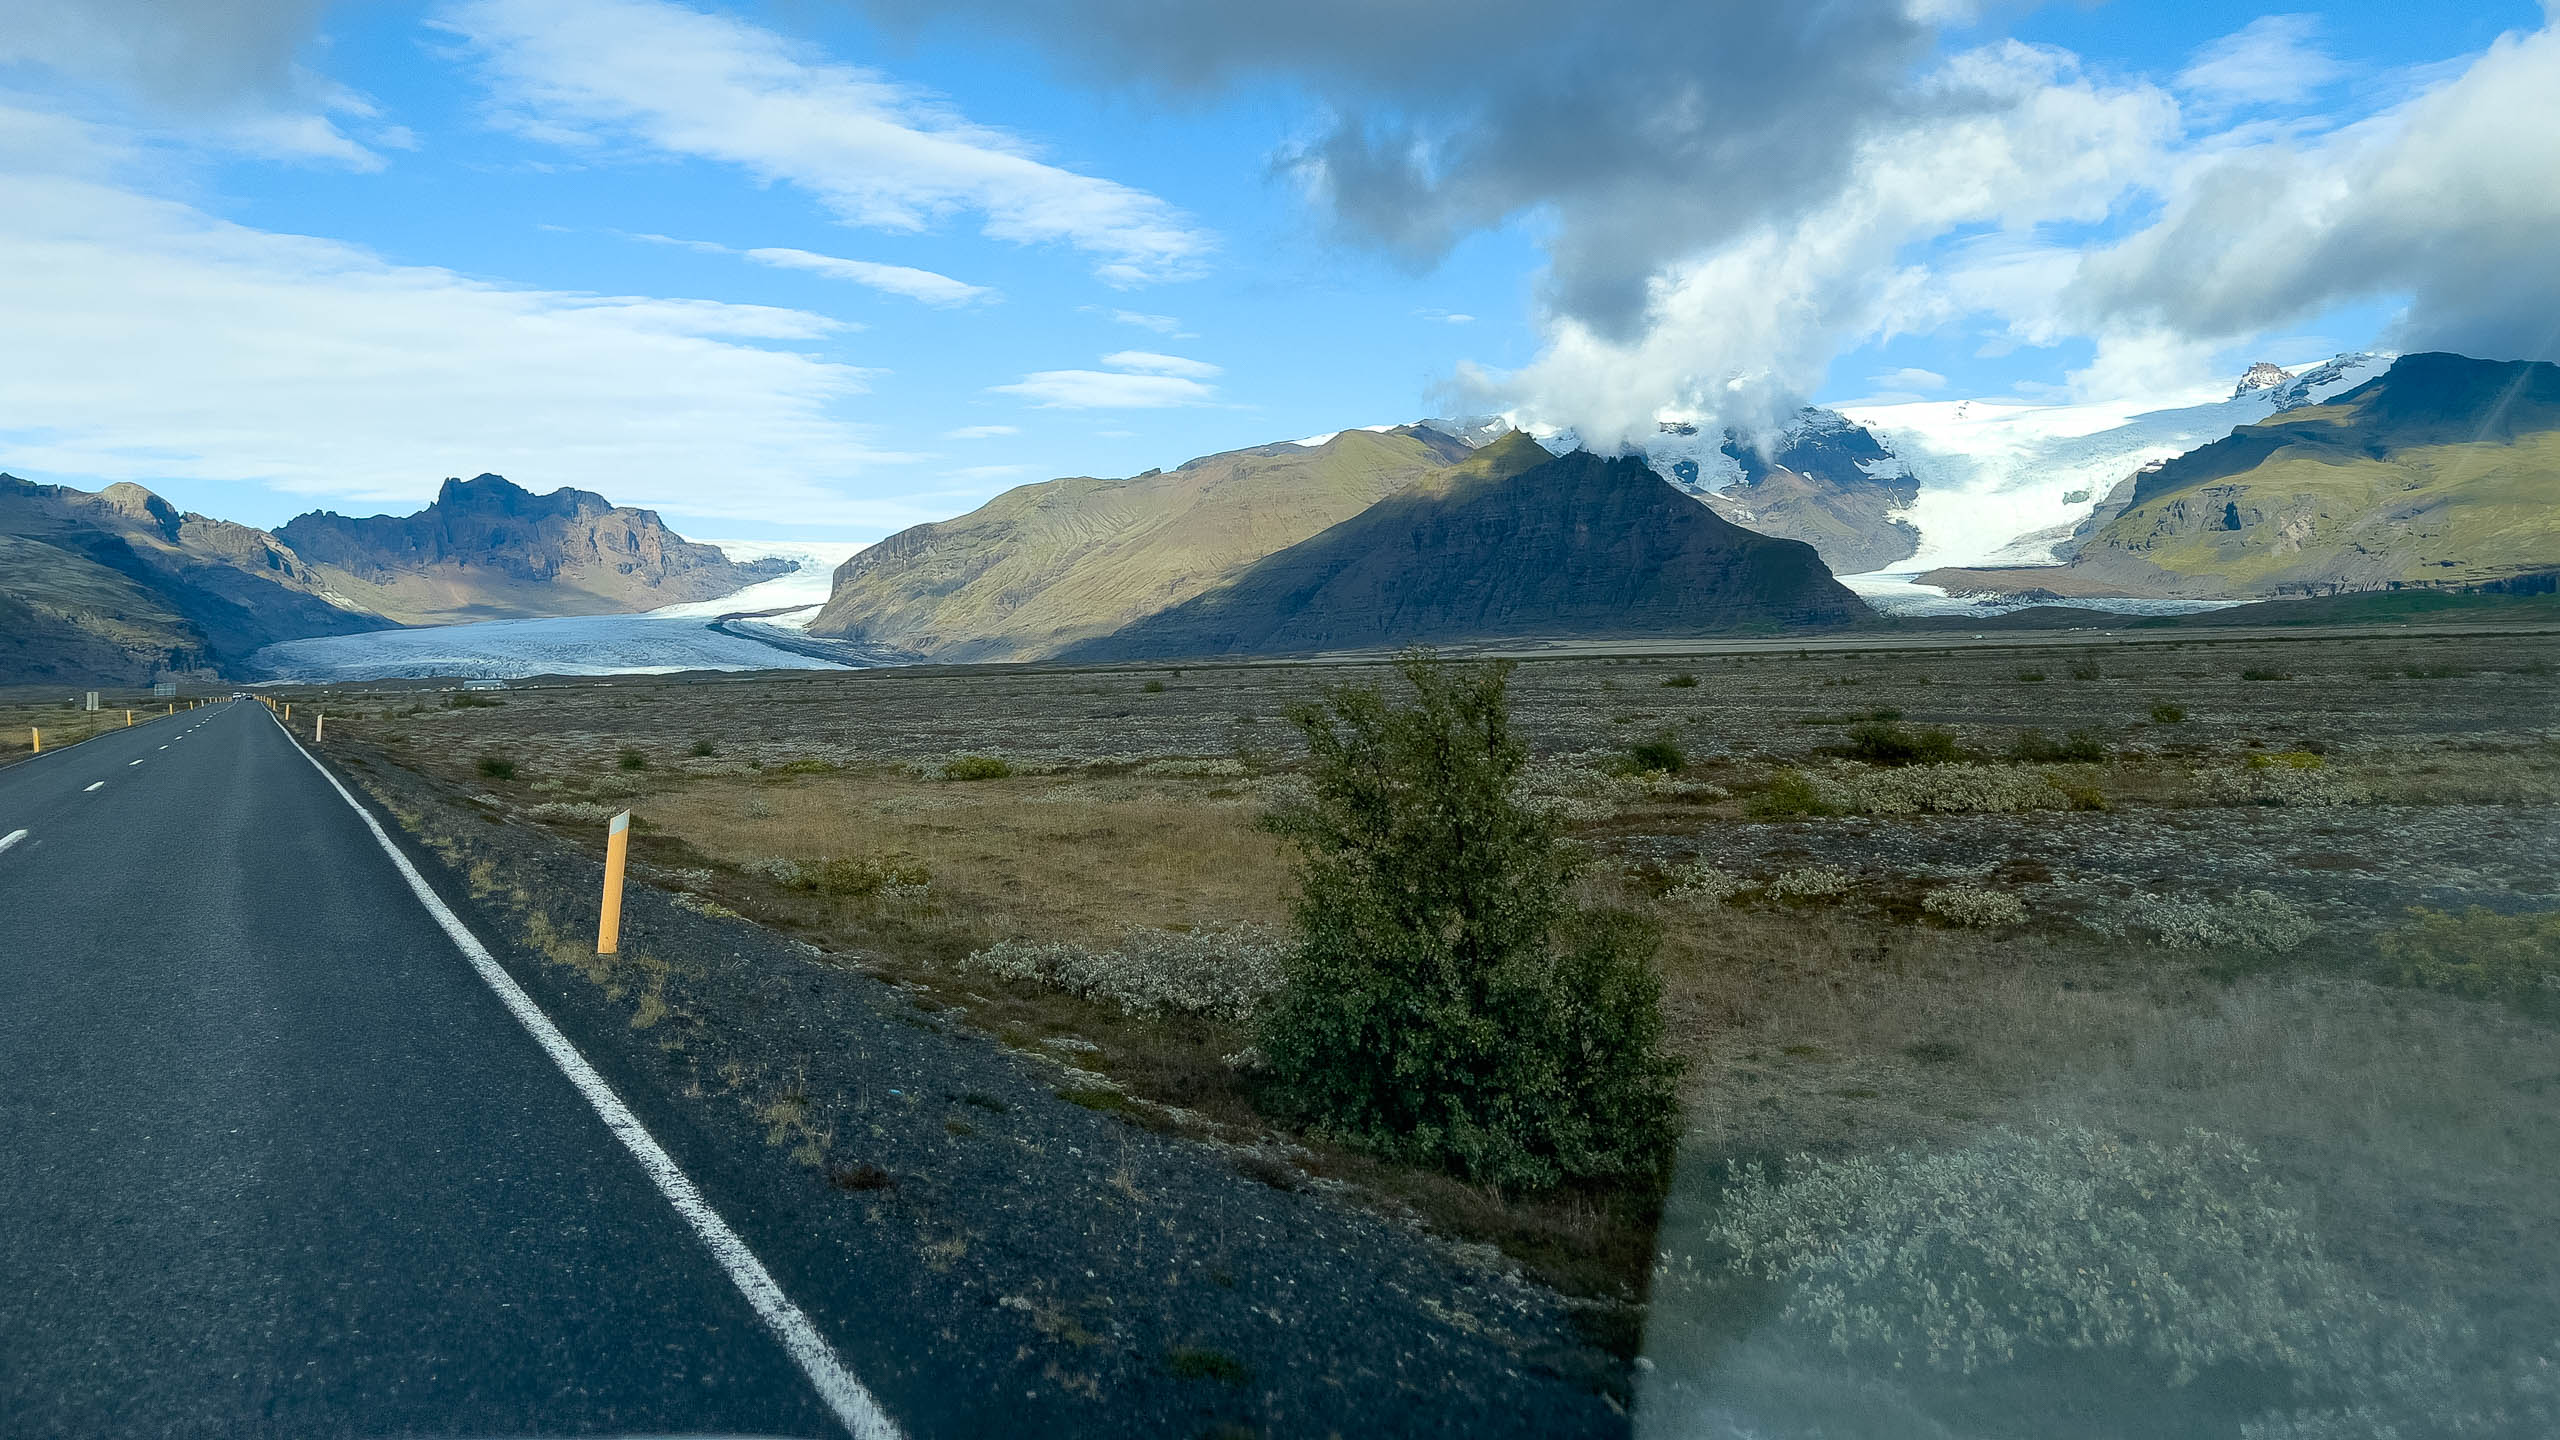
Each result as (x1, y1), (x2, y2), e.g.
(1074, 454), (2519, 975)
(1062, 441), (1867, 661)
(277, 475), (786, 625)
(0, 474), (393, 684)
(805, 427), (1473, 661)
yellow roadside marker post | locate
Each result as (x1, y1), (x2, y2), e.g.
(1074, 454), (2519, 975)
(597, 810), (632, 955)
(29, 728), (39, 754)
(315, 713), (326, 741)
(125, 711), (133, 726)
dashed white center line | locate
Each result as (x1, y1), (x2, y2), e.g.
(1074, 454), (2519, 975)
(84, 782), (103, 792)
(129, 759), (143, 766)
(0, 830), (25, 855)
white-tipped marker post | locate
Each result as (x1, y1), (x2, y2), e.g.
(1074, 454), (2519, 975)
(597, 810), (631, 955)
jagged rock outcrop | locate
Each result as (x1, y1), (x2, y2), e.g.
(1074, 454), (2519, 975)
(278, 474), (786, 625)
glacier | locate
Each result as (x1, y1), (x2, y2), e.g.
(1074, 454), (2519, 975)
(248, 539), (868, 681)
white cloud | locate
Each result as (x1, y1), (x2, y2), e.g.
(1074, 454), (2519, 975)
(2072, 19), (2560, 374)
(2178, 15), (2344, 108)
(0, 106), (919, 529)
(1416, 307), (1473, 324)
(1098, 349), (1220, 378)
(991, 371), (1216, 408)
(1871, 366), (1946, 392)
(1474, 42), (2179, 446)
(1105, 308), (1184, 333)
(740, 245), (992, 306)
(1, 1), (396, 167)
(945, 423), (1018, 438)
(438, 0), (1213, 285)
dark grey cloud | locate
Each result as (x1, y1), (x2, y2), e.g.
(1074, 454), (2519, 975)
(847, 0), (1943, 339)
(0, 0), (337, 112)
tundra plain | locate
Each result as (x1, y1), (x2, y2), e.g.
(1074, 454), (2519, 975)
(264, 623), (2560, 1433)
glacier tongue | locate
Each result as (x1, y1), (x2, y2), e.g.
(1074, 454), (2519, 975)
(248, 539), (871, 681)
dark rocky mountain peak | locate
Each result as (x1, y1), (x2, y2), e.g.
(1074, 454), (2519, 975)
(1061, 446), (1866, 661)
(275, 475), (786, 624)
(2234, 361), (2294, 397)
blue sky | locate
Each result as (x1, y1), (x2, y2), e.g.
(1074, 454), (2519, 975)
(1, 0), (2551, 539)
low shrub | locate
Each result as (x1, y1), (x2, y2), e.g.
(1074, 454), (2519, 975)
(1707, 1124), (2394, 1392)
(1767, 865), (1851, 902)
(2378, 906), (2560, 1007)
(1141, 678), (1167, 694)
(2016, 668), (2047, 682)
(1745, 768), (1839, 818)
(816, 853), (931, 900)
(1662, 672), (1700, 688)
(2199, 760), (2365, 808)
(1135, 756), (1247, 779)
(2119, 889), (2317, 952)
(743, 853), (928, 902)
(963, 924), (1289, 1024)
(1255, 651), (1682, 1189)
(940, 754), (1013, 781)
(475, 753), (516, 780)
(2069, 660), (2104, 681)
(2241, 666), (2292, 682)
(528, 800), (619, 825)
(616, 747), (650, 771)
(744, 856), (812, 888)
(1841, 720), (1960, 766)
(2247, 749), (2325, 771)
(2149, 701), (2188, 724)
(1660, 861), (1742, 905)
(2009, 727), (2109, 763)
(689, 738), (718, 757)
(446, 691), (504, 708)
(1620, 730), (1688, 775)
(1816, 763), (2070, 816)
(1921, 884), (2027, 927)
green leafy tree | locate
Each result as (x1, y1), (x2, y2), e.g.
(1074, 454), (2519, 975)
(1257, 651), (1681, 1189)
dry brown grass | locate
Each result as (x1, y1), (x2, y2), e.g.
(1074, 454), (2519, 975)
(649, 768), (1294, 948)
(0, 694), (184, 761)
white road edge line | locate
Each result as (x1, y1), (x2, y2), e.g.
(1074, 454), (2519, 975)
(0, 829), (24, 855)
(267, 710), (899, 1440)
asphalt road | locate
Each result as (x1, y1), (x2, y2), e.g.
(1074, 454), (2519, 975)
(0, 701), (861, 1436)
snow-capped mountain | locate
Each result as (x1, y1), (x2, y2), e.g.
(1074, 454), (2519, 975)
(1431, 353), (2390, 585)
(1838, 352), (2389, 570)
(1428, 408), (1918, 574)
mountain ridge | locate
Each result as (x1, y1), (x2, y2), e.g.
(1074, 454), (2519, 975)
(1061, 442), (1867, 661)
(276, 474), (788, 626)
(805, 426), (1474, 661)
(0, 473), (395, 684)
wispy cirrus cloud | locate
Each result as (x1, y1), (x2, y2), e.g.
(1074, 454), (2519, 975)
(991, 347), (1222, 407)
(628, 231), (992, 306)
(438, 0), (1213, 285)
(2177, 14), (2345, 109)
(0, 104), (921, 529)
(1097, 349), (1219, 378)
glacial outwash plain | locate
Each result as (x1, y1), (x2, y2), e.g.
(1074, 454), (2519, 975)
(181, 610), (2560, 1437)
